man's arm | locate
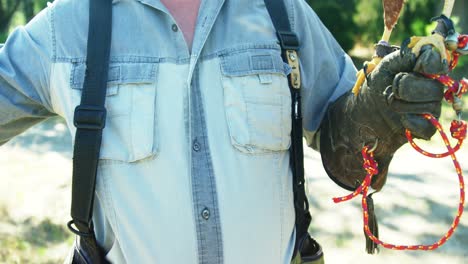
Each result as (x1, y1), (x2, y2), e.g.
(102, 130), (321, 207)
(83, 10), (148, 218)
(289, 0), (358, 150)
(0, 5), (56, 146)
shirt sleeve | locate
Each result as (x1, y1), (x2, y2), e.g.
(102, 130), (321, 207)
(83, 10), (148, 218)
(0, 6), (56, 146)
(291, 0), (357, 149)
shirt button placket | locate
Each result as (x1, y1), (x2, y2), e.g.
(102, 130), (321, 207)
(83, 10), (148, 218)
(189, 72), (223, 262)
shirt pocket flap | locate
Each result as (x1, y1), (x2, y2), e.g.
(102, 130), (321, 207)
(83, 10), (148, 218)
(70, 62), (159, 163)
(70, 62), (157, 96)
(220, 50), (288, 77)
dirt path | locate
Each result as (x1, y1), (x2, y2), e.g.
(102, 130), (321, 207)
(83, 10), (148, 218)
(0, 117), (467, 263)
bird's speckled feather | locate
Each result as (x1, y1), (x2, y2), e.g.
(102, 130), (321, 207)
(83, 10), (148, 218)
(383, 0), (405, 31)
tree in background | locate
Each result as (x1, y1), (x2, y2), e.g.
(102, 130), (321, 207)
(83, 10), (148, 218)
(306, 0), (357, 52)
(0, 0), (47, 42)
(22, 0), (48, 22)
(0, 0), (22, 37)
(22, 0), (35, 22)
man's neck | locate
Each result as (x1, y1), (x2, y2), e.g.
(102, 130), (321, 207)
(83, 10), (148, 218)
(160, 0), (202, 51)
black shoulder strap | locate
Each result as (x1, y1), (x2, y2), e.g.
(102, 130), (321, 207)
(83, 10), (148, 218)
(68, 0), (113, 236)
(264, 0), (317, 261)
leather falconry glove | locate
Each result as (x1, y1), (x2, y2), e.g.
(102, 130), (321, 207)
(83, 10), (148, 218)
(320, 46), (449, 191)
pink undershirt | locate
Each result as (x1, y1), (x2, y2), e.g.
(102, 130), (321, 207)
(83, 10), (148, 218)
(160, 0), (201, 51)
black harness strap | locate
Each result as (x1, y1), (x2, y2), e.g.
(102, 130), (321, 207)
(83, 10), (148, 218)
(69, 0), (113, 236)
(264, 0), (316, 260)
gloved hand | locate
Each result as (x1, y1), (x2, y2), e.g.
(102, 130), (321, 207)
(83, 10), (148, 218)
(366, 46), (448, 140)
(320, 47), (448, 191)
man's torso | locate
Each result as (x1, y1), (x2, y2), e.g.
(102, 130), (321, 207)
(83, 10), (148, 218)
(50, 0), (296, 263)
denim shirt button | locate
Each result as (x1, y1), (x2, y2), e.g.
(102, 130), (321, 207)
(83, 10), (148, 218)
(201, 208), (210, 220)
(171, 24), (178, 32)
(193, 140), (201, 152)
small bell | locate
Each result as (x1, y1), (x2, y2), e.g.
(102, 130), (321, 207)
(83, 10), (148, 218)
(445, 32), (460, 51)
(452, 97), (463, 113)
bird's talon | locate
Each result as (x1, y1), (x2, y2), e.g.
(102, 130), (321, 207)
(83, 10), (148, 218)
(407, 36), (422, 49)
(406, 34), (448, 63)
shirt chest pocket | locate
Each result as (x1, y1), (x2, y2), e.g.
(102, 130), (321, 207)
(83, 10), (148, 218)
(220, 51), (292, 154)
(71, 62), (159, 162)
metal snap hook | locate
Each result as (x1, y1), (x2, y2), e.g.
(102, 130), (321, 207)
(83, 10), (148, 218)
(363, 139), (379, 153)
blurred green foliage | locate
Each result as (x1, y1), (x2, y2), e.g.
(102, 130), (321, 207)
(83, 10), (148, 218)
(0, 0), (48, 42)
(305, 1), (358, 52)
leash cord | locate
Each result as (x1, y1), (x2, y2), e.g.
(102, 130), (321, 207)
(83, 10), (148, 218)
(335, 117), (466, 250)
(333, 35), (468, 251)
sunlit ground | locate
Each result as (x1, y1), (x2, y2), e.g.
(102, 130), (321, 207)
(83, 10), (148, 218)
(0, 109), (467, 263)
(0, 117), (73, 263)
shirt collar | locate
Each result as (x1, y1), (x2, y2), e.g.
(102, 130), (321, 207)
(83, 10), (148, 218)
(112, 0), (165, 10)
(134, 0), (167, 11)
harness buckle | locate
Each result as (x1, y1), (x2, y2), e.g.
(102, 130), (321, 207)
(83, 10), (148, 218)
(286, 50), (301, 89)
(73, 105), (107, 130)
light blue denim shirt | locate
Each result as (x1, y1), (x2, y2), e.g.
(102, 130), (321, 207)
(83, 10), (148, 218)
(0, 0), (357, 263)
